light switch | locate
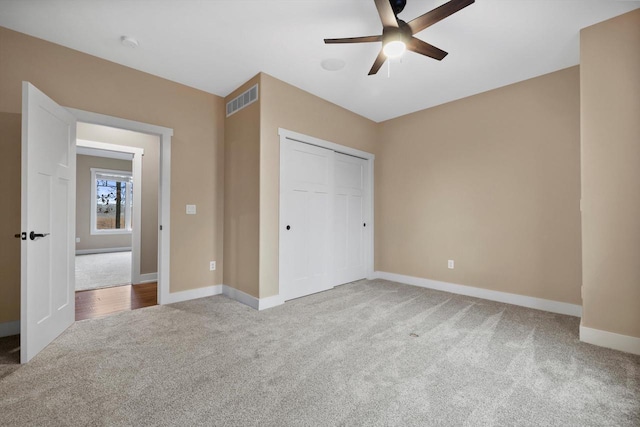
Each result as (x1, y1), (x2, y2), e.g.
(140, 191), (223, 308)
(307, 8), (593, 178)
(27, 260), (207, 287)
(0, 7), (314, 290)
(186, 204), (196, 215)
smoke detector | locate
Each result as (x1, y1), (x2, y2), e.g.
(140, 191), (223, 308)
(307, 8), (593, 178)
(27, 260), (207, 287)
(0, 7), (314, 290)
(121, 36), (139, 48)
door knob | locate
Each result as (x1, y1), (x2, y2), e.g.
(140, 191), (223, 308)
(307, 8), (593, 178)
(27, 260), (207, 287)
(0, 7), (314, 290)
(29, 231), (50, 240)
(286, 225), (291, 230)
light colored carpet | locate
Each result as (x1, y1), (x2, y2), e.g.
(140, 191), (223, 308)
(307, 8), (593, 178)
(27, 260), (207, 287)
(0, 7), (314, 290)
(0, 279), (638, 426)
(75, 251), (131, 291)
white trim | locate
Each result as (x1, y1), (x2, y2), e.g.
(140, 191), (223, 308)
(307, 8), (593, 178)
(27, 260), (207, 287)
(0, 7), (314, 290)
(77, 140), (142, 158)
(77, 146), (133, 160)
(372, 271), (583, 317)
(75, 247), (131, 255)
(222, 286), (259, 310)
(277, 128), (376, 292)
(278, 128), (375, 161)
(258, 293), (285, 310)
(162, 285), (223, 305)
(139, 273), (158, 284)
(580, 322), (640, 355)
(0, 320), (20, 338)
(220, 285), (285, 311)
(159, 283), (285, 310)
(68, 108), (172, 304)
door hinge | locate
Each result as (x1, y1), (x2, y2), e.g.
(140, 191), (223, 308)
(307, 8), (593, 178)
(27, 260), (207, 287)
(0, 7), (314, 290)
(159, 225), (163, 231)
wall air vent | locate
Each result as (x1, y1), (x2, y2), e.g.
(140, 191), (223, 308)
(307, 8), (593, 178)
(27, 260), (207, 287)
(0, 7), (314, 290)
(226, 84), (258, 117)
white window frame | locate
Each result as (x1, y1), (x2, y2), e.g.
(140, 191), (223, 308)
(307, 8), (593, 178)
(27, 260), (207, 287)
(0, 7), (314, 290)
(91, 168), (134, 235)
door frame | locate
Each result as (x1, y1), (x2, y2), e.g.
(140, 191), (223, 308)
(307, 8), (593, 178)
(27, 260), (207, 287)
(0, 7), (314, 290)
(68, 108), (173, 304)
(278, 128), (375, 288)
(76, 139), (144, 285)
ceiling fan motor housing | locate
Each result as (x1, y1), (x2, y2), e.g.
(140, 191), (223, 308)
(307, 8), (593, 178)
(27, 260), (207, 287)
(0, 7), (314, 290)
(383, 25), (411, 45)
(390, 0), (407, 16)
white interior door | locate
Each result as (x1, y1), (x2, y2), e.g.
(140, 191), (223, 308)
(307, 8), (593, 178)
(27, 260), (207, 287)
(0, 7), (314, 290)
(334, 153), (368, 285)
(21, 82), (76, 363)
(280, 140), (334, 301)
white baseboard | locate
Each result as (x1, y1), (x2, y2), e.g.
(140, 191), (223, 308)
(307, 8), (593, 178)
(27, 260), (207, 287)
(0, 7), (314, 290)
(0, 320), (20, 338)
(160, 284), (223, 305)
(158, 283), (284, 310)
(222, 285), (259, 310)
(76, 247), (131, 255)
(258, 293), (285, 310)
(372, 271), (582, 317)
(221, 285), (285, 311)
(139, 273), (157, 284)
(580, 322), (640, 355)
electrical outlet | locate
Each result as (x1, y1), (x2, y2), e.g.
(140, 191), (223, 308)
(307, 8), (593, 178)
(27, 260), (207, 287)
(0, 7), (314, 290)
(186, 204), (196, 215)
(209, 261), (216, 271)
(75, 237), (80, 243)
(448, 260), (454, 269)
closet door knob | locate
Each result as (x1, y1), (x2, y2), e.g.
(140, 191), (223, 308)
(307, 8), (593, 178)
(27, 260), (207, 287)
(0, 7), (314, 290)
(286, 225), (291, 230)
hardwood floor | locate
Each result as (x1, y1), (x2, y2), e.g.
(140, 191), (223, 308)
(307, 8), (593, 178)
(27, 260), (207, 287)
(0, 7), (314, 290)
(75, 282), (157, 321)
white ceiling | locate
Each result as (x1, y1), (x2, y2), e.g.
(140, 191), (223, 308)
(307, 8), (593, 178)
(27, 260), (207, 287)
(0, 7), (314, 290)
(0, 0), (638, 122)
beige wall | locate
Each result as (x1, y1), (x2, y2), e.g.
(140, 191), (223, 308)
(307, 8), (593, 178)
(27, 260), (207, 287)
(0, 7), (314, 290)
(580, 10), (640, 338)
(0, 26), (224, 324)
(376, 67), (582, 304)
(259, 73), (379, 298)
(76, 154), (132, 252)
(0, 113), (21, 323)
(77, 123), (160, 275)
(223, 75), (261, 297)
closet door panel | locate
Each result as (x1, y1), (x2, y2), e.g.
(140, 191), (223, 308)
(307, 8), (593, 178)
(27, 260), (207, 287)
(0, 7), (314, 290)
(280, 140), (334, 301)
(334, 153), (367, 285)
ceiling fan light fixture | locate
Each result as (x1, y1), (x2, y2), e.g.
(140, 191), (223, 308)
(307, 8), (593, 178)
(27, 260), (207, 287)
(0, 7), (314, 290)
(383, 40), (406, 58)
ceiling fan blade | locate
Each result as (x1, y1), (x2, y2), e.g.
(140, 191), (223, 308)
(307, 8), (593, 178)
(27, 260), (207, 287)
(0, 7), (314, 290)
(324, 35), (383, 44)
(407, 0), (475, 35)
(374, 0), (398, 28)
(368, 49), (387, 75)
(407, 37), (448, 61)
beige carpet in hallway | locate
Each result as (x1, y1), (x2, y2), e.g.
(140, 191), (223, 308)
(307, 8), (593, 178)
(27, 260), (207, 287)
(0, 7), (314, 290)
(75, 251), (131, 291)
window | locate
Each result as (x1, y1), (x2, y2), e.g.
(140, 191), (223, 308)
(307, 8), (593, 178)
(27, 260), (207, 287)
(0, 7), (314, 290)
(91, 168), (133, 234)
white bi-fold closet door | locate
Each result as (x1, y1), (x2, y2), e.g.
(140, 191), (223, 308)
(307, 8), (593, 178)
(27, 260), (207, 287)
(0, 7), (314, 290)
(279, 136), (370, 302)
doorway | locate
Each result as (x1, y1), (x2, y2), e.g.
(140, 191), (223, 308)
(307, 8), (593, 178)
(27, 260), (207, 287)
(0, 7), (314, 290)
(73, 123), (162, 318)
(68, 108), (173, 306)
(75, 126), (156, 294)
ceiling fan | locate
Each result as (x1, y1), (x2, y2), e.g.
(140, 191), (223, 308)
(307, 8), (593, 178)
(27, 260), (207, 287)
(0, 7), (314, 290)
(324, 0), (475, 75)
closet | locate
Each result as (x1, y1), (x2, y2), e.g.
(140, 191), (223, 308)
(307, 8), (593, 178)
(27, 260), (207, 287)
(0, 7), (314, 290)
(279, 136), (372, 301)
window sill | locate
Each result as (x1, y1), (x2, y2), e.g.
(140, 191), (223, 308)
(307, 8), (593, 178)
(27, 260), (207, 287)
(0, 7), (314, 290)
(90, 230), (133, 236)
